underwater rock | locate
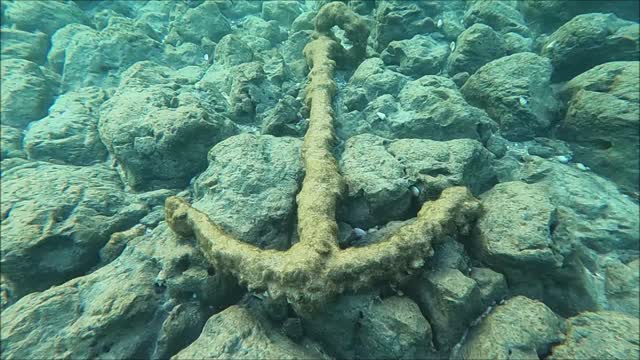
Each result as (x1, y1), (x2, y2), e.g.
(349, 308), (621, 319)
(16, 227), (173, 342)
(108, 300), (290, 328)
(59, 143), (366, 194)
(48, 18), (164, 91)
(1, 0), (90, 36)
(339, 75), (497, 142)
(0, 162), (148, 301)
(0, 223), (241, 359)
(381, 34), (449, 78)
(481, 156), (639, 316)
(214, 34), (255, 66)
(557, 61), (639, 192)
(239, 15), (287, 45)
(469, 267), (508, 309)
(173, 305), (325, 359)
(463, 0), (530, 36)
(461, 52), (557, 141)
(192, 134), (303, 249)
(411, 268), (484, 351)
(23, 86), (109, 166)
(548, 311), (640, 360)
(446, 23), (506, 76)
(541, 13), (639, 81)
(339, 134), (495, 228)
(0, 28), (49, 64)
(455, 296), (565, 359)
(99, 62), (237, 191)
(168, 0), (230, 44)
(342, 57), (409, 111)
(261, 0), (302, 27)
(261, 95), (306, 137)
(1, 58), (56, 129)
(0, 125), (25, 160)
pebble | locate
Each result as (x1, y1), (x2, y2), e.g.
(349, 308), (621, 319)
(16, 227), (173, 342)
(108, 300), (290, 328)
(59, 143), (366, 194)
(555, 155), (571, 164)
(576, 163), (589, 171)
(376, 112), (386, 120)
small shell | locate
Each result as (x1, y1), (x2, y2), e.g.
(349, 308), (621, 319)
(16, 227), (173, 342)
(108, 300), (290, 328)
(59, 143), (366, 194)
(576, 163), (588, 171)
(411, 258), (424, 269)
(204, 53), (209, 61)
(555, 155), (571, 164)
(449, 41), (456, 52)
(545, 40), (556, 50)
(437, 19), (443, 28)
(409, 185), (421, 197)
(519, 96), (528, 106)
(353, 227), (366, 238)
(376, 111), (386, 120)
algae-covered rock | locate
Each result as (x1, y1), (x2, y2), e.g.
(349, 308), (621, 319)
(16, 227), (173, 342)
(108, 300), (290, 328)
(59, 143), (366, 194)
(549, 311), (640, 360)
(412, 268), (484, 351)
(192, 134), (303, 249)
(261, 0), (302, 26)
(461, 53), (557, 141)
(0, 125), (25, 160)
(173, 305), (324, 359)
(557, 61), (639, 192)
(1, 59), (56, 129)
(0, 224), (241, 359)
(463, 0), (530, 36)
(541, 13), (639, 81)
(484, 156), (639, 316)
(456, 296), (565, 360)
(48, 19), (164, 91)
(169, 0), (231, 44)
(1, 0), (90, 36)
(23, 86), (109, 165)
(342, 57), (409, 111)
(99, 62), (237, 190)
(0, 28), (49, 64)
(381, 34), (450, 78)
(339, 134), (495, 228)
(0, 162), (148, 300)
(339, 75), (496, 142)
(446, 23), (506, 76)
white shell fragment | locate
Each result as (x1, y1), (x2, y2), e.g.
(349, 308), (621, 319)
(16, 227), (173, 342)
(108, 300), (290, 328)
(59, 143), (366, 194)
(576, 163), (589, 171)
(411, 258), (424, 269)
(353, 227), (366, 238)
(519, 96), (528, 106)
(449, 41), (456, 52)
(409, 185), (420, 197)
(555, 155), (571, 164)
(204, 53), (209, 61)
(437, 19), (443, 28)
(376, 111), (386, 120)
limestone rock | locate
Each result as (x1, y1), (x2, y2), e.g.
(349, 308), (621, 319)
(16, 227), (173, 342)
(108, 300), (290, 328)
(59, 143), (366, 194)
(456, 296), (565, 360)
(0, 28), (49, 64)
(98, 62), (237, 190)
(0, 162), (149, 301)
(461, 53), (557, 141)
(192, 134), (303, 249)
(557, 61), (639, 192)
(549, 311), (640, 360)
(1, 59), (56, 129)
(541, 13), (639, 81)
(23, 87), (109, 165)
(173, 305), (322, 359)
(381, 34), (450, 78)
(2, 0), (90, 36)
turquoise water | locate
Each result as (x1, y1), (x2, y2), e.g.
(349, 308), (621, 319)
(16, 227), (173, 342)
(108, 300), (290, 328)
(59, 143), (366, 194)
(1, 1), (639, 359)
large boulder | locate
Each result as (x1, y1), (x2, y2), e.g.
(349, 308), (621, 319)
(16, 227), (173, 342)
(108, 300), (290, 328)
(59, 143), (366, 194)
(478, 156), (639, 316)
(463, 0), (530, 36)
(557, 61), (639, 192)
(541, 13), (639, 81)
(455, 296), (565, 359)
(99, 62), (237, 190)
(0, 28), (49, 64)
(261, 0), (302, 27)
(23, 87), (109, 165)
(1, 59), (56, 129)
(192, 134), (303, 250)
(339, 134), (495, 228)
(461, 53), (557, 141)
(1, 0), (90, 36)
(173, 305), (324, 359)
(446, 23), (507, 76)
(338, 75), (497, 142)
(168, 1), (231, 44)
(0, 162), (149, 300)
(549, 311), (640, 360)
(0, 125), (24, 160)
(381, 34), (450, 78)
(48, 18), (164, 91)
(0, 224), (241, 359)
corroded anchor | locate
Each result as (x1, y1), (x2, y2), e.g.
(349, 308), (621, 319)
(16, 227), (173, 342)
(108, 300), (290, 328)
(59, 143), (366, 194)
(165, 2), (480, 313)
